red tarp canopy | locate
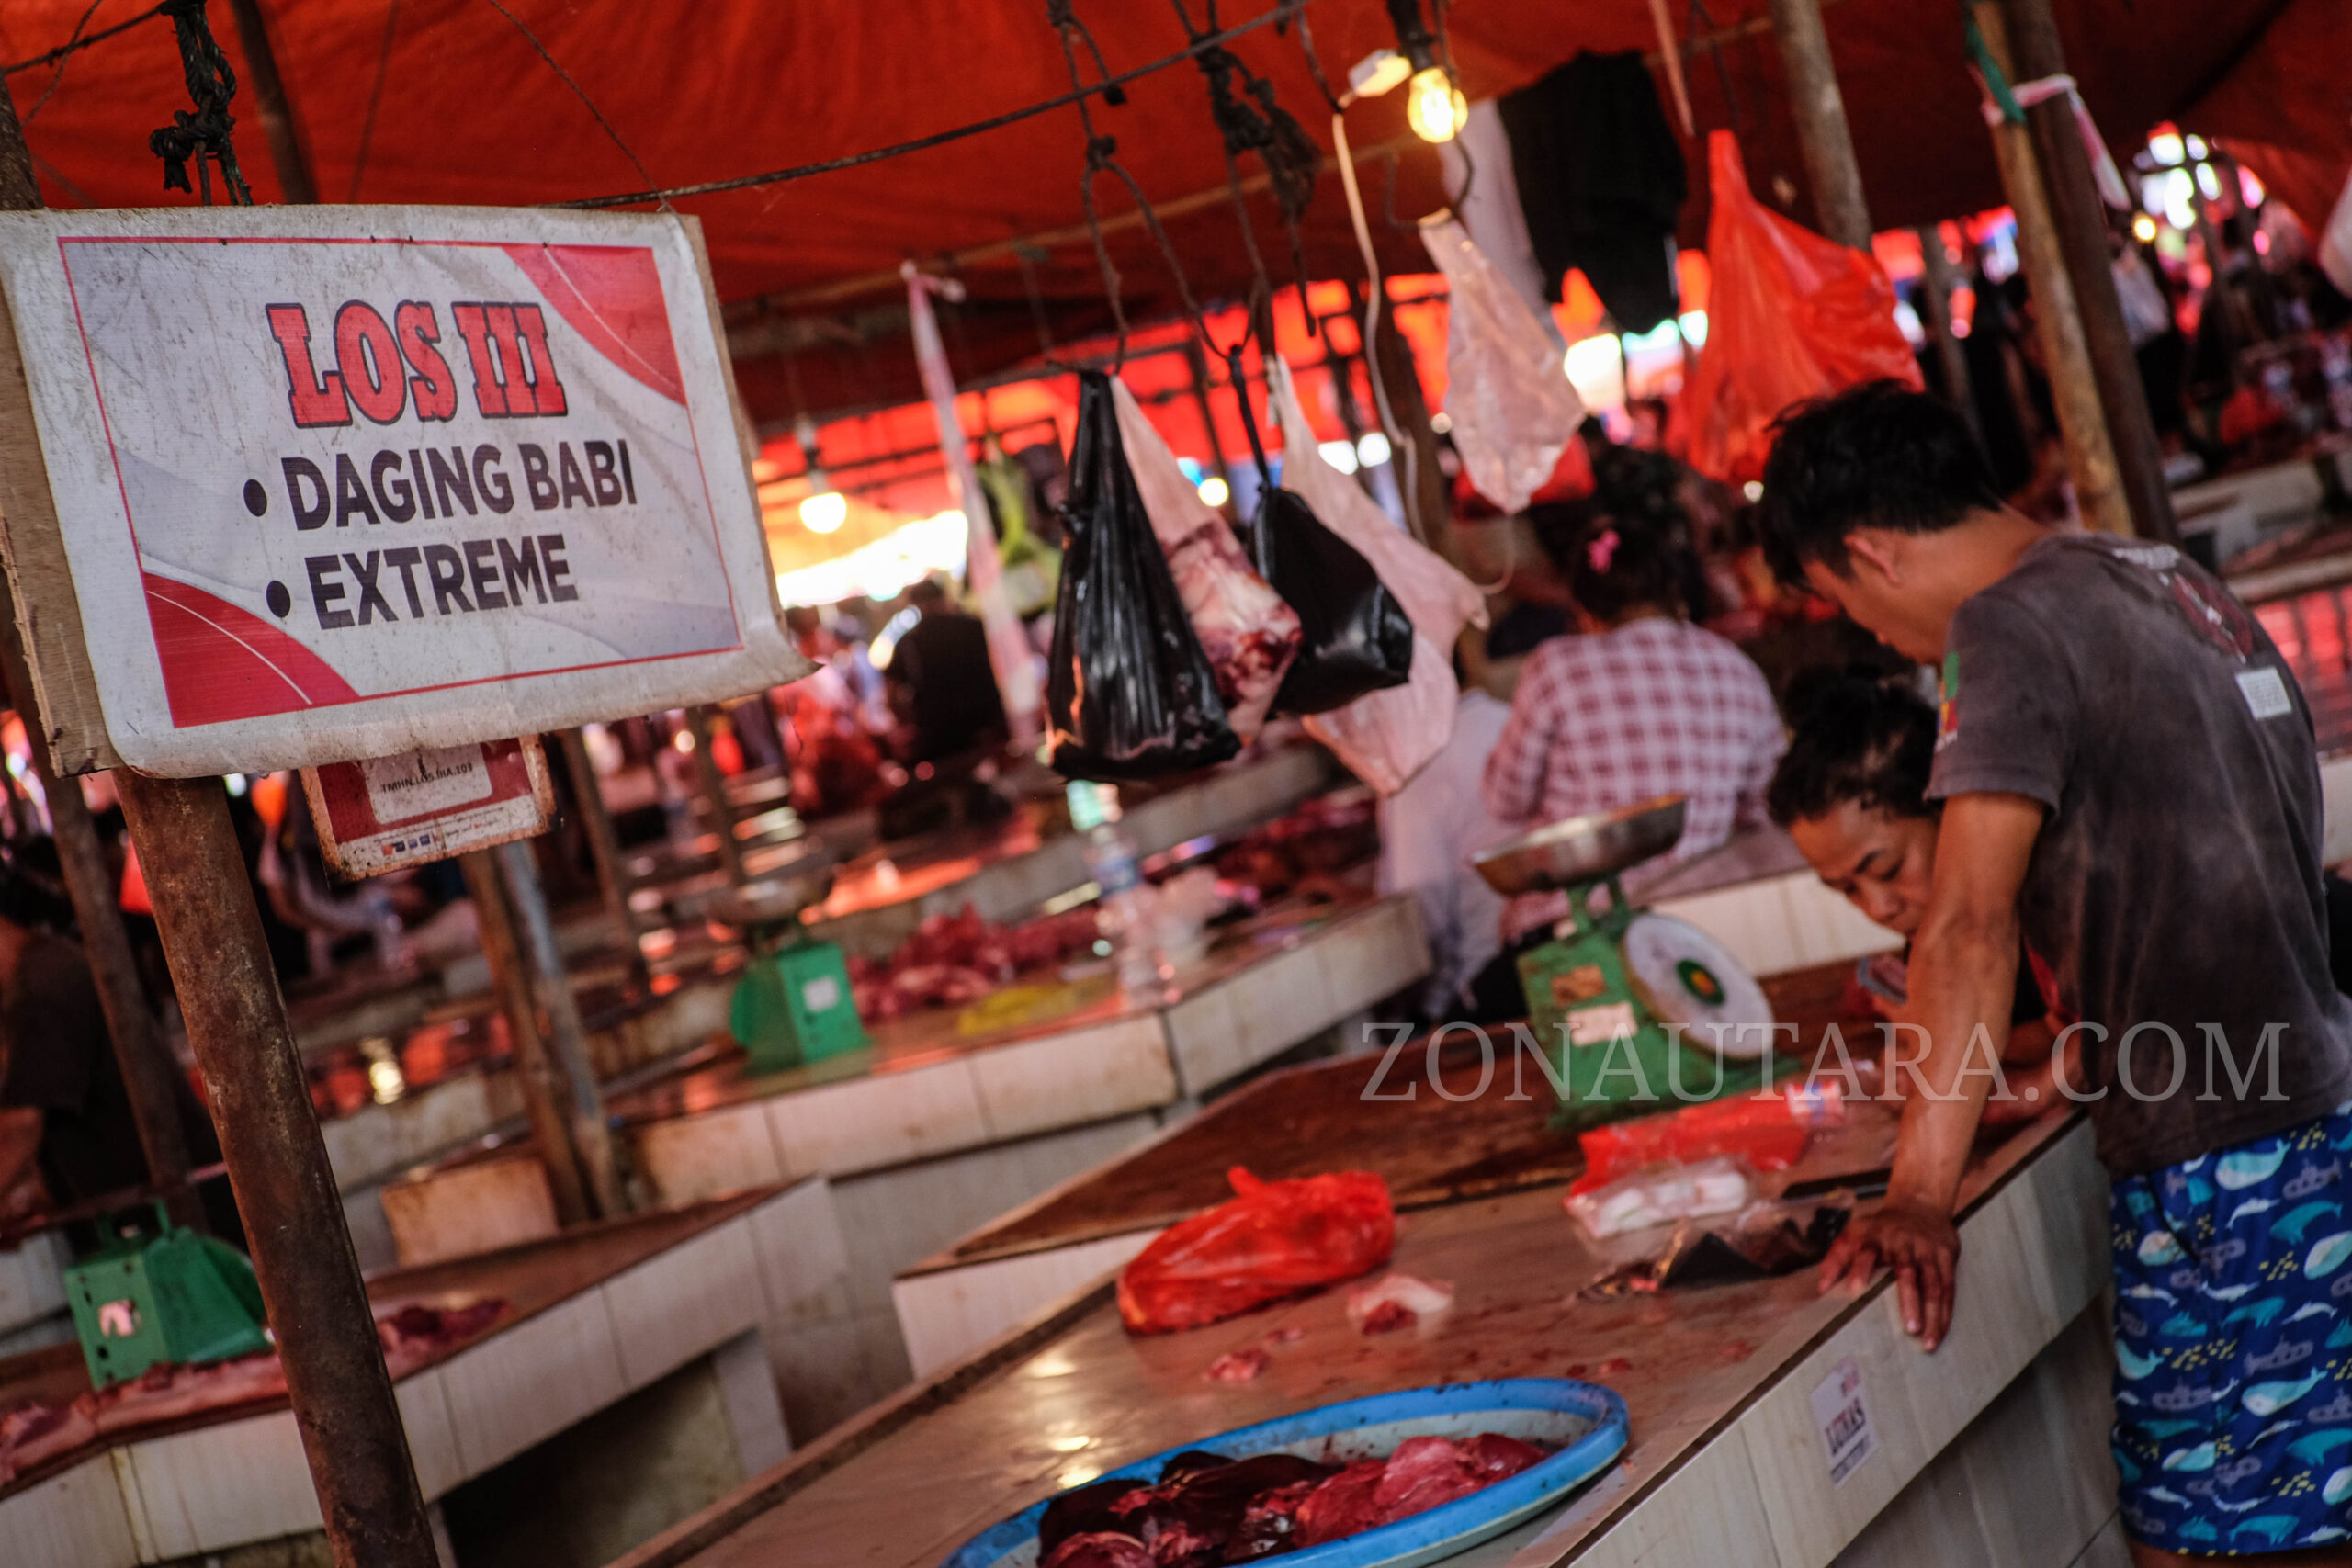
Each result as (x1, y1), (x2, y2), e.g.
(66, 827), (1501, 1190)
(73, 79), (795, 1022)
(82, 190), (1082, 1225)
(0, 0), (2317, 426)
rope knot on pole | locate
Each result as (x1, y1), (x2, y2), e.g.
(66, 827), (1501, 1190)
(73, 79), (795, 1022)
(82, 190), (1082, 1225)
(149, 0), (252, 204)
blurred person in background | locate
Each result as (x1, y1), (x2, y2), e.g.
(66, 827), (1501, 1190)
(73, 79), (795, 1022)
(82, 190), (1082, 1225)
(1465, 491), (1783, 1020)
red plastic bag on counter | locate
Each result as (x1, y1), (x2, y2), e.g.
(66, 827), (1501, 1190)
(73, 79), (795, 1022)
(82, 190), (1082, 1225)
(1674, 130), (1922, 485)
(1117, 1167), (1396, 1334)
(1570, 1081), (1845, 1195)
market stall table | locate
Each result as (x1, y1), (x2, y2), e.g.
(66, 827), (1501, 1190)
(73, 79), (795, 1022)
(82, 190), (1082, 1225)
(2, 1182), (851, 1568)
(614, 1099), (2109, 1568)
(891, 963), (1880, 1376)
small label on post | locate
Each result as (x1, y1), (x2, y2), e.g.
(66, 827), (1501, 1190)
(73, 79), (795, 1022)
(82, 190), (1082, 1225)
(304, 736), (553, 880)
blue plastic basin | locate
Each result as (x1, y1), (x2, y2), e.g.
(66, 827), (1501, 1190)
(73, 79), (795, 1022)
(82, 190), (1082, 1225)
(939, 1377), (1629, 1568)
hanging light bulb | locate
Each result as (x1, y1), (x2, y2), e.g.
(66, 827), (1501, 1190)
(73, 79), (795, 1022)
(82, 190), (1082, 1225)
(799, 491), (848, 533)
(1406, 66), (1466, 142)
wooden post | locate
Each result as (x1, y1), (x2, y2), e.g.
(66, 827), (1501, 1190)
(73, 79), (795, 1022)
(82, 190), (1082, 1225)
(556, 727), (646, 985)
(1766, 0), (1873, 251)
(223, 0), (319, 205)
(119, 778), (441, 1568)
(1970, 3), (2134, 536)
(1914, 224), (1981, 442)
(1998, 0), (2177, 543)
(458, 851), (594, 1225)
(492, 839), (625, 1216)
(0, 579), (197, 1225)
(0, 82), (437, 1568)
(683, 705), (747, 886)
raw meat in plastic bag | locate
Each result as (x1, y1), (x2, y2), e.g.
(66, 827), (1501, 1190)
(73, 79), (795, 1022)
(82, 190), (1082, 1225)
(1221, 348), (1412, 716)
(1046, 371), (1241, 781)
(1421, 215), (1586, 513)
(1674, 130), (1922, 485)
(1109, 377), (1300, 739)
(1267, 357), (1488, 795)
(1117, 1166), (1395, 1334)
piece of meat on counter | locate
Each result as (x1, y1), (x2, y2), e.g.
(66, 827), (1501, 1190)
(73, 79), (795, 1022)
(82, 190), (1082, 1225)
(848, 903), (1106, 1021)
(1031, 1432), (1551, 1562)
(1042, 1531), (1156, 1568)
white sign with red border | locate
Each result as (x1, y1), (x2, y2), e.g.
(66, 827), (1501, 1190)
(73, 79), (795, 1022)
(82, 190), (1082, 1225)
(0, 207), (810, 776)
(301, 737), (553, 881)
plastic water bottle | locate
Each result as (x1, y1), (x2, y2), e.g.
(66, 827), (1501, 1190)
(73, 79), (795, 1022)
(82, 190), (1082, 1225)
(1069, 781), (1165, 996)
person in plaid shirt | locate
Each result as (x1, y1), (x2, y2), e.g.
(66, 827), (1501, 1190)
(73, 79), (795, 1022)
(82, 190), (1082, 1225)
(1465, 500), (1784, 1016)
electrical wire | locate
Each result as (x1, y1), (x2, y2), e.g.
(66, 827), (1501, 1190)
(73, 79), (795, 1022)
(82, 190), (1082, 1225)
(20, 0), (107, 125)
(557, 0), (1315, 210)
(480, 0), (671, 212)
(1, 1), (169, 76)
(346, 0), (402, 202)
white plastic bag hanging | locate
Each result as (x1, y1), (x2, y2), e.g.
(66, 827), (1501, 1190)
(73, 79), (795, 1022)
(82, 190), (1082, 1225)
(2323, 165), (2352, 299)
(1266, 357), (1488, 795)
(1110, 377), (1301, 739)
(1420, 216), (1585, 515)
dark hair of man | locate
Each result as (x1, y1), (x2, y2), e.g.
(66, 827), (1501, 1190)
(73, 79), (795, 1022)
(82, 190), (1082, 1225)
(1765, 671), (1939, 828)
(1528, 498), (1699, 626)
(1753, 380), (2006, 587)
(907, 578), (947, 610)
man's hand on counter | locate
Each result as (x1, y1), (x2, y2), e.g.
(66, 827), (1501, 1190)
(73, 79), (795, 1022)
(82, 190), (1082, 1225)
(1817, 792), (2044, 1354)
(1819, 1200), (1962, 1350)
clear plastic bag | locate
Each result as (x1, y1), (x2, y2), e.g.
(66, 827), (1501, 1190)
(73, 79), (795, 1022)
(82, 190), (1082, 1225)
(1108, 378), (1300, 739)
(1673, 130), (1924, 485)
(1420, 215), (1586, 513)
(1046, 371), (1241, 781)
(1265, 356), (1490, 795)
(1562, 1156), (1754, 1240)
(1117, 1166), (1396, 1334)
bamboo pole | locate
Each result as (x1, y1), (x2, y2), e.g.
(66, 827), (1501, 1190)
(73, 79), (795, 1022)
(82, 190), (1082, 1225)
(1969, 4), (2133, 536)
(1997, 0), (2176, 541)
(1766, 0), (1872, 252)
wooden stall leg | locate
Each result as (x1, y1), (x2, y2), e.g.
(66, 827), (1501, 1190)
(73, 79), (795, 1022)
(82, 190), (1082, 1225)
(460, 849), (594, 1225)
(558, 726), (648, 987)
(493, 838), (627, 1216)
(1915, 223), (1982, 442)
(116, 773), (437, 1568)
(684, 705), (749, 887)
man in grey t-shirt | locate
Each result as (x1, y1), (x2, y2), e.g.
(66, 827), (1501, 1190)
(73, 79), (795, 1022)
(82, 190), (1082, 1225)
(1758, 384), (2352, 1565)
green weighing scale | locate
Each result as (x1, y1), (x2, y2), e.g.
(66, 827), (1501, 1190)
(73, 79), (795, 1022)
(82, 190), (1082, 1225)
(63, 1202), (271, 1388)
(713, 863), (873, 1074)
(1471, 795), (1779, 1129)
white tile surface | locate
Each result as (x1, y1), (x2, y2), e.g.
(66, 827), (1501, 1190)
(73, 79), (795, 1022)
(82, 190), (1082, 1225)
(0, 1457), (140, 1568)
(397, 1364), (465, 1501)
(968, 1017), (1175, 1142)
(766, 1058), (989, 1178)
(441, 1288), (628, 1474)
(0, 1229), (68, 1337)
(1558, 1425), (1779, 1568)
(633, 1101), (786, 1205)
(746, 1179), (854, 1325)
(892, 1229), (1159, 1379)
(604, 1216), (763, 1390)
(120, 1411), (319, 1558)
(711, 1327), (792, 1478)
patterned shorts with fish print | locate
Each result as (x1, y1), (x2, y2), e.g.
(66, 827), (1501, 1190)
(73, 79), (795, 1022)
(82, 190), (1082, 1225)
(2110, 1103), (2352, 1554)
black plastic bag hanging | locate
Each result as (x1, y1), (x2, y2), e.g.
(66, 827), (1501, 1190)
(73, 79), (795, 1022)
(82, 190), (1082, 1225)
(1228, 350), (1413, 716)
(1046, 371), (1242, 781)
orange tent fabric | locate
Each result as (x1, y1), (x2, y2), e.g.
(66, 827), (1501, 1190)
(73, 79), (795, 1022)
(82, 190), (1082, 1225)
(0, 0), (2294, 427)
